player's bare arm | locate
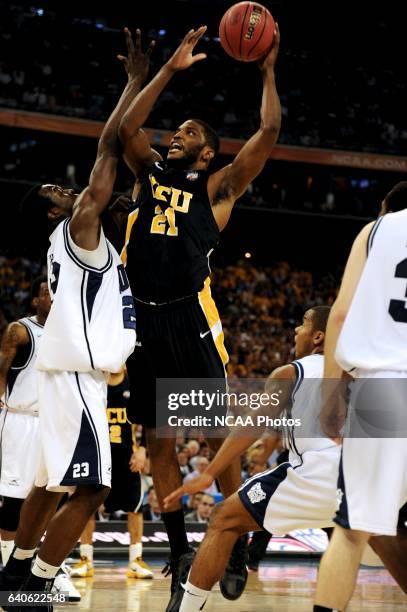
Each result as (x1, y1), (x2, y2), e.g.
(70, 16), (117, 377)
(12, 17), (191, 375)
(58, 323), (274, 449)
(163, 363), (294, 508)
(208, 24), (281, 231)
(0, 322), (30, 400)
(320, 221), (374, 439)
(69, 28), (155, 250)
(119, 26), (208, 174)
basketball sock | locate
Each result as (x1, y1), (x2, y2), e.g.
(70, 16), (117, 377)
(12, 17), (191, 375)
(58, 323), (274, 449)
(179, 580), (210, 611)
(162, 509), (189, 559)
(1, 540), (15, 566)
(24, 558), (59, 592)
(129, 543), (142, 561)
(79, 543), (93, 562)
(5, 547), (36, 576)
(313, 606), (340, 611)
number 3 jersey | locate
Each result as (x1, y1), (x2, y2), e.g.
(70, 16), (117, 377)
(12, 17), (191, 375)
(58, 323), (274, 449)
(36, 218), (137, 373)
(336, 209), (407, 374)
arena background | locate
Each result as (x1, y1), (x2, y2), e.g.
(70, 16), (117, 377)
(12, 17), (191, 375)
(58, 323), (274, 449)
(1, 0), (406, 562)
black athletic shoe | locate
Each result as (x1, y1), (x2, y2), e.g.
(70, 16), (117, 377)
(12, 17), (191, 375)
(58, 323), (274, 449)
(163, 548), (196, 612)
(0, 567), (27, 612)
(219, 535), (248, 600)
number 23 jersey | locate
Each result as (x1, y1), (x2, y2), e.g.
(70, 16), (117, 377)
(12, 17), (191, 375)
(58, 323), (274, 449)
(36, 218), (137, 373)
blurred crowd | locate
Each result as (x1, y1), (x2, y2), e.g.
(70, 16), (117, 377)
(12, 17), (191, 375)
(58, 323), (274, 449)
(1, 3), (406, 155)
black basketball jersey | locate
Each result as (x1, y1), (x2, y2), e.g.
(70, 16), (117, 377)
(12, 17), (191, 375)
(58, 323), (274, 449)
(123, 162), (220, 303)
(106, 376), (132, 451)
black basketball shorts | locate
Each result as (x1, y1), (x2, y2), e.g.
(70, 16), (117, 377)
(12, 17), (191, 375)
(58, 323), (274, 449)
(126, 288), (228, 428)
(104, 447), (143, 514)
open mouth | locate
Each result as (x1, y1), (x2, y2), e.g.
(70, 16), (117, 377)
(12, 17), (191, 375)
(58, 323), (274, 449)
(168, 142), (183, 153)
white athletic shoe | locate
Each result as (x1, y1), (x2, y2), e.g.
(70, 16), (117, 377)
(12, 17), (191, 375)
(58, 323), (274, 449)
(68, 555), (94, 578)
(52, 567), (82, 601)
(127, 557), (154, 579)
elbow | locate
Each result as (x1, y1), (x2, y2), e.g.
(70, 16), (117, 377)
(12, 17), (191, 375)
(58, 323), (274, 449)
(119, 113), (139, 144)
(259, 123), (280, 141)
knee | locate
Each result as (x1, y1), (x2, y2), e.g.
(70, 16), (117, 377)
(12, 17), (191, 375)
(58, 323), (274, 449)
(72, 485), (110, 512)
(208, 501), (236, 533)
(146, 431), (176, 461)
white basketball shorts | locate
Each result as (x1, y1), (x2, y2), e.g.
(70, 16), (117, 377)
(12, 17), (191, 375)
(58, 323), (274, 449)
(239, 445), (341, 535)
(335, 370), (407, 536)
(35, 370), (111, 493)
(0, 410), (41, 498)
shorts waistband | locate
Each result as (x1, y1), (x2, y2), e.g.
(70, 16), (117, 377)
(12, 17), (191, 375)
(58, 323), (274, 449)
(134, 293), (196, 307)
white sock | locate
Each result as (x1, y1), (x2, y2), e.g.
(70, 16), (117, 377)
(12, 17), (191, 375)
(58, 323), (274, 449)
(1, 540), (15, 565)
(13, 547), (36, 560)
(79, 544), (93, 562)
(129, 543), (142, 561)
(32, 557), (59, 579)
(179, 579), (210, 612)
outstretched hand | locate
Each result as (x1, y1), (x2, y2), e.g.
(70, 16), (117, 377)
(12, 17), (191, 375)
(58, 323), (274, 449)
(258, 22), (280, 72)
(117, 27), (155, 83)
(163, 472), (214, 509)
(166, 26), (207, 72)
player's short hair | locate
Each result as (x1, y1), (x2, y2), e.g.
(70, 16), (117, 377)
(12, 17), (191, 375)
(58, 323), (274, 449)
(31, 276), (47, 299)
(191, 119), (220, 155)
(309, 305), (331, 334)
(383, 182), (407, 212)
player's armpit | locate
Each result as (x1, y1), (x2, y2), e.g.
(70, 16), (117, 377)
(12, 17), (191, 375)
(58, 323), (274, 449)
(0, 322), (30, 395)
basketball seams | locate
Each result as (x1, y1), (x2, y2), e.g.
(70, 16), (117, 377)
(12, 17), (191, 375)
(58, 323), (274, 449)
(239, 2), (251, 60)
(247, 7), (268, 60)
(221, 14), (234, 58)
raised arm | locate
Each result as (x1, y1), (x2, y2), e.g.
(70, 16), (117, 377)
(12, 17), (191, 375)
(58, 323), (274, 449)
(209, 25), (281, 231)
(119, 26), (208, 176)
(0, 323), (30, 402)
(70, 29), (154, 250)
(163, 363), (294, 508)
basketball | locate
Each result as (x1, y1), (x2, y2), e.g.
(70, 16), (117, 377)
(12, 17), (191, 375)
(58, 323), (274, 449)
(219, 1), (275, 62)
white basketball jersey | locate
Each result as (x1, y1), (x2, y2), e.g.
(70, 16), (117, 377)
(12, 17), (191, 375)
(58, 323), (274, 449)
(36, 219), (137, 373)
(4, 316), (43, 415)
(336, 211), (407, 374)
(285, 353), (337, 462)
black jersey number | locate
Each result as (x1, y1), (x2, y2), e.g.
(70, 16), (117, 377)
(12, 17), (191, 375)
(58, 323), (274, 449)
(50, 260), (60, 295)
(117, 264), (136, 331)
(389, 258), (407, 323)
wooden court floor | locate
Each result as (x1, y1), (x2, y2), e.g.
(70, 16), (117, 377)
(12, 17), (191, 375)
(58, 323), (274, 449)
(55, 559), (406, 611)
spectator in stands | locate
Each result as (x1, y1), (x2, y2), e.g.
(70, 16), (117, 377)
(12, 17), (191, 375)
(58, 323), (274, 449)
(184, 457), (219, 495)
(177, 445), (192, 478)
(185, 494), (215, 523)
(143, 487), (161, 522)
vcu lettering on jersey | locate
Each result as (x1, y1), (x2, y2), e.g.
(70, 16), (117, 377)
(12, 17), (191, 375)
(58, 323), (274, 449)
(106, 379), (132, 449)
(36, 219), (136, 373)
(122, 163), (220, 304)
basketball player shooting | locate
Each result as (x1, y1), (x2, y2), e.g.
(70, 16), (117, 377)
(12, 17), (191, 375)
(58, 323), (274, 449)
(119, 24), (281, 611)
(0, 29), (152, 611)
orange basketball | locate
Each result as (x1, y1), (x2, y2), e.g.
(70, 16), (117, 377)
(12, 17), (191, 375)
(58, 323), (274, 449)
(219, 1), (275, 62)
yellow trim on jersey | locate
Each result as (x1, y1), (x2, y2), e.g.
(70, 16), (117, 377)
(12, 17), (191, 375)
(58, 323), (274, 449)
(121, 208), (139, 265)
(198, 277), (229, 366)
